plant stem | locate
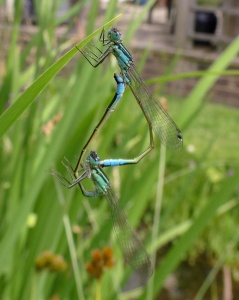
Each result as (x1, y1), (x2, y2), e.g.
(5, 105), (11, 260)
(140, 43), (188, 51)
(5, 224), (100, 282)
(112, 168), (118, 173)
(147, 145), (166, 300)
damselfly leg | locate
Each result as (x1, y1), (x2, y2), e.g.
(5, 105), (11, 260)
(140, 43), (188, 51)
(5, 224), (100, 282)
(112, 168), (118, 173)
(50, 158), (87, 189)
(76, 41), (110, 67)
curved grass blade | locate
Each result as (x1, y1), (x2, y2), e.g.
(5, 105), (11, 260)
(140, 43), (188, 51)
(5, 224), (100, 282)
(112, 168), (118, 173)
(0, 14), (121, 138)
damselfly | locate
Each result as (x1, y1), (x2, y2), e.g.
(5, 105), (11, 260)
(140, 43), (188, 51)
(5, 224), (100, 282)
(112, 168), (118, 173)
(74, 72), (154, 175)
(75, 73), (125, 174)
(51, 151), (153, 285)
(76, 27), (183, 173)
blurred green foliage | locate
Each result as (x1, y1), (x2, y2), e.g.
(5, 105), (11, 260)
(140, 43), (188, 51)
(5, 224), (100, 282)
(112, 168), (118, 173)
(0, 0), (239, 299)
(197, 0), (221, 5)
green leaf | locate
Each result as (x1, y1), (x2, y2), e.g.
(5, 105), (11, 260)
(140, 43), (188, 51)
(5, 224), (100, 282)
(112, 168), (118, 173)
(141, 170), (239, 299)
(0, 14), (121, 139)
(179, 35), (239, 129)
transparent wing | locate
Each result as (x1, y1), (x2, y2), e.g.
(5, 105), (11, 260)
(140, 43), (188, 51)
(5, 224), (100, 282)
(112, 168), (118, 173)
(128, 64), (183, 151)
(105, 188), (153, 284)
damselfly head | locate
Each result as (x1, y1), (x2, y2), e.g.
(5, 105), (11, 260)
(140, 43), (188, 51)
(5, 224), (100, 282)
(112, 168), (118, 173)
(86, 151), (100, 166)
(108, 27), (121, 42)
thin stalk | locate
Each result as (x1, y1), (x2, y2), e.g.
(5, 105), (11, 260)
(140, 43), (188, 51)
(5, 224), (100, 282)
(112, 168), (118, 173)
(146, 146), (166, 300)
(194, 258), (224, 300)
(55, 180), (85, 300)
(222, 266), (233, 300)
(63, 214), (85, 300)
(95, 279), (101, 300)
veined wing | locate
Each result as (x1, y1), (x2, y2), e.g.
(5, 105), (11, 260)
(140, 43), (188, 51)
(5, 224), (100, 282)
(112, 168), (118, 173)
(105, 188), (153, 285)
(127, 64), (183, 151)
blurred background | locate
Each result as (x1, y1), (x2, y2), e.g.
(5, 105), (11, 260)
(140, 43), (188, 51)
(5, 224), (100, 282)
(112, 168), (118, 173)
(0, 0), (239, 299)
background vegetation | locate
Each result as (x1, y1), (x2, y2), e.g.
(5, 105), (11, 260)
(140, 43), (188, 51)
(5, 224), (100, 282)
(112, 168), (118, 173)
(0, 0), (239, 299)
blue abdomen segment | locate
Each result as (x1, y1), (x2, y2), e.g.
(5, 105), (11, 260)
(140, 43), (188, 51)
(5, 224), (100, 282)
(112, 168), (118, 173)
(100, 159), (136, 167)
(114, 73), (125, 98)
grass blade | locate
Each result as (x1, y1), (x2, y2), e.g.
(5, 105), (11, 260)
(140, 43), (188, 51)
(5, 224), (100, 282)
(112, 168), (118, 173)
(0, 14), (121, 138)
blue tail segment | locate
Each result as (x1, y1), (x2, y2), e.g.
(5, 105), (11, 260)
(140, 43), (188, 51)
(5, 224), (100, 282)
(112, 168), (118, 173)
(100, 158), (137, 167)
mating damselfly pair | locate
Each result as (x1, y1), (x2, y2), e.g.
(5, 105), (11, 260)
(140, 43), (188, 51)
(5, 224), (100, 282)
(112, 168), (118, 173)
(51, 27), (183, 285)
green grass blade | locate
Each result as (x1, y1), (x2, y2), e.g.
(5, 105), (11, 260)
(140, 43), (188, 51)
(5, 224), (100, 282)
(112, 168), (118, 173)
(147, 147), (166, 300)
(140, 169), (239, 299)
(0, 14), (121, 139)
(148, 70), (239, 84)
(179, 35), (239, 128)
